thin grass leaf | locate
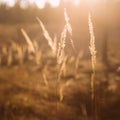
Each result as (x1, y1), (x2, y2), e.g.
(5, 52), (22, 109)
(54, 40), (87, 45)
(21, 28), (35, 53)
(64, 8), (72, 35)
(57, 25), (67, 65)
(36, 17), (55, 53)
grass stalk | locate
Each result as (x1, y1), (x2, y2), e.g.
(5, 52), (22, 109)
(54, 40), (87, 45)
(64, 8), (76, 52)
(88, 13), (97, 120)
(21, 28), (35, 53)
(36, 17), (57, 55)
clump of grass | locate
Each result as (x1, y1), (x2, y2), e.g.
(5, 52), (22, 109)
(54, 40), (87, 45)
(36, 8), (74, 82)
(56, 9), (77, 103)
(57, 8), (74, 81)
(21, 29), (43, 65)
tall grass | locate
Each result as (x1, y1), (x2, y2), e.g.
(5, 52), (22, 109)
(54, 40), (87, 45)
(0, 8), (102, 119)
(33, 40), (42, 65)
(36, 17), (57, 55)
(57, 56), (67, 82)
(59, 79), (73, 101)
(88, 14), (96, 72)
(57, 8), (74, 81)
(21, 28), (35, 53)
(57, 25), (67, 66)
(88, 13), (97, 119)
(64, 8), (75, 51)
(75, 51), (83, 70)
(64, 8), (72, 36)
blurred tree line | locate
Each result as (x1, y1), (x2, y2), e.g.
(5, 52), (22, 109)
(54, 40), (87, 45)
(0, 0), (65, 24)
(0, 0), (120, 25)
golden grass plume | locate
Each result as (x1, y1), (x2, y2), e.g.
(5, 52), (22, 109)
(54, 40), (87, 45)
(36, 17), (56, 55)
(88, 13), (96, 71)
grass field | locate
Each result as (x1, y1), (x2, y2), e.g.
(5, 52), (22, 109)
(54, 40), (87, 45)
(0, 16), (120, 120)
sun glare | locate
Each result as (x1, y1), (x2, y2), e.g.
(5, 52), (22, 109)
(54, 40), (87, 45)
(1, 0), (15, 7)
(74, 0), (80, 6)
(35, 0), (46, 9)
(0, 0), (81, 8)
(64, 0), (80, 6)
(47, 0), (60, 7)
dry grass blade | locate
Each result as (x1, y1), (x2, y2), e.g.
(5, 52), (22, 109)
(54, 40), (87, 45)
(57, 25), (67, 65)
(33, 40), (39, 51)
(53, 34), (57, 55)
(64, 8), (76, 51)
(36, 17), (56, 53)
(59, 80), (72, 101)
(58, 56), (67, 81)
(64, 8), (72, 36)
(75, 51), (83, 70)
(21, 28), (35, 53)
